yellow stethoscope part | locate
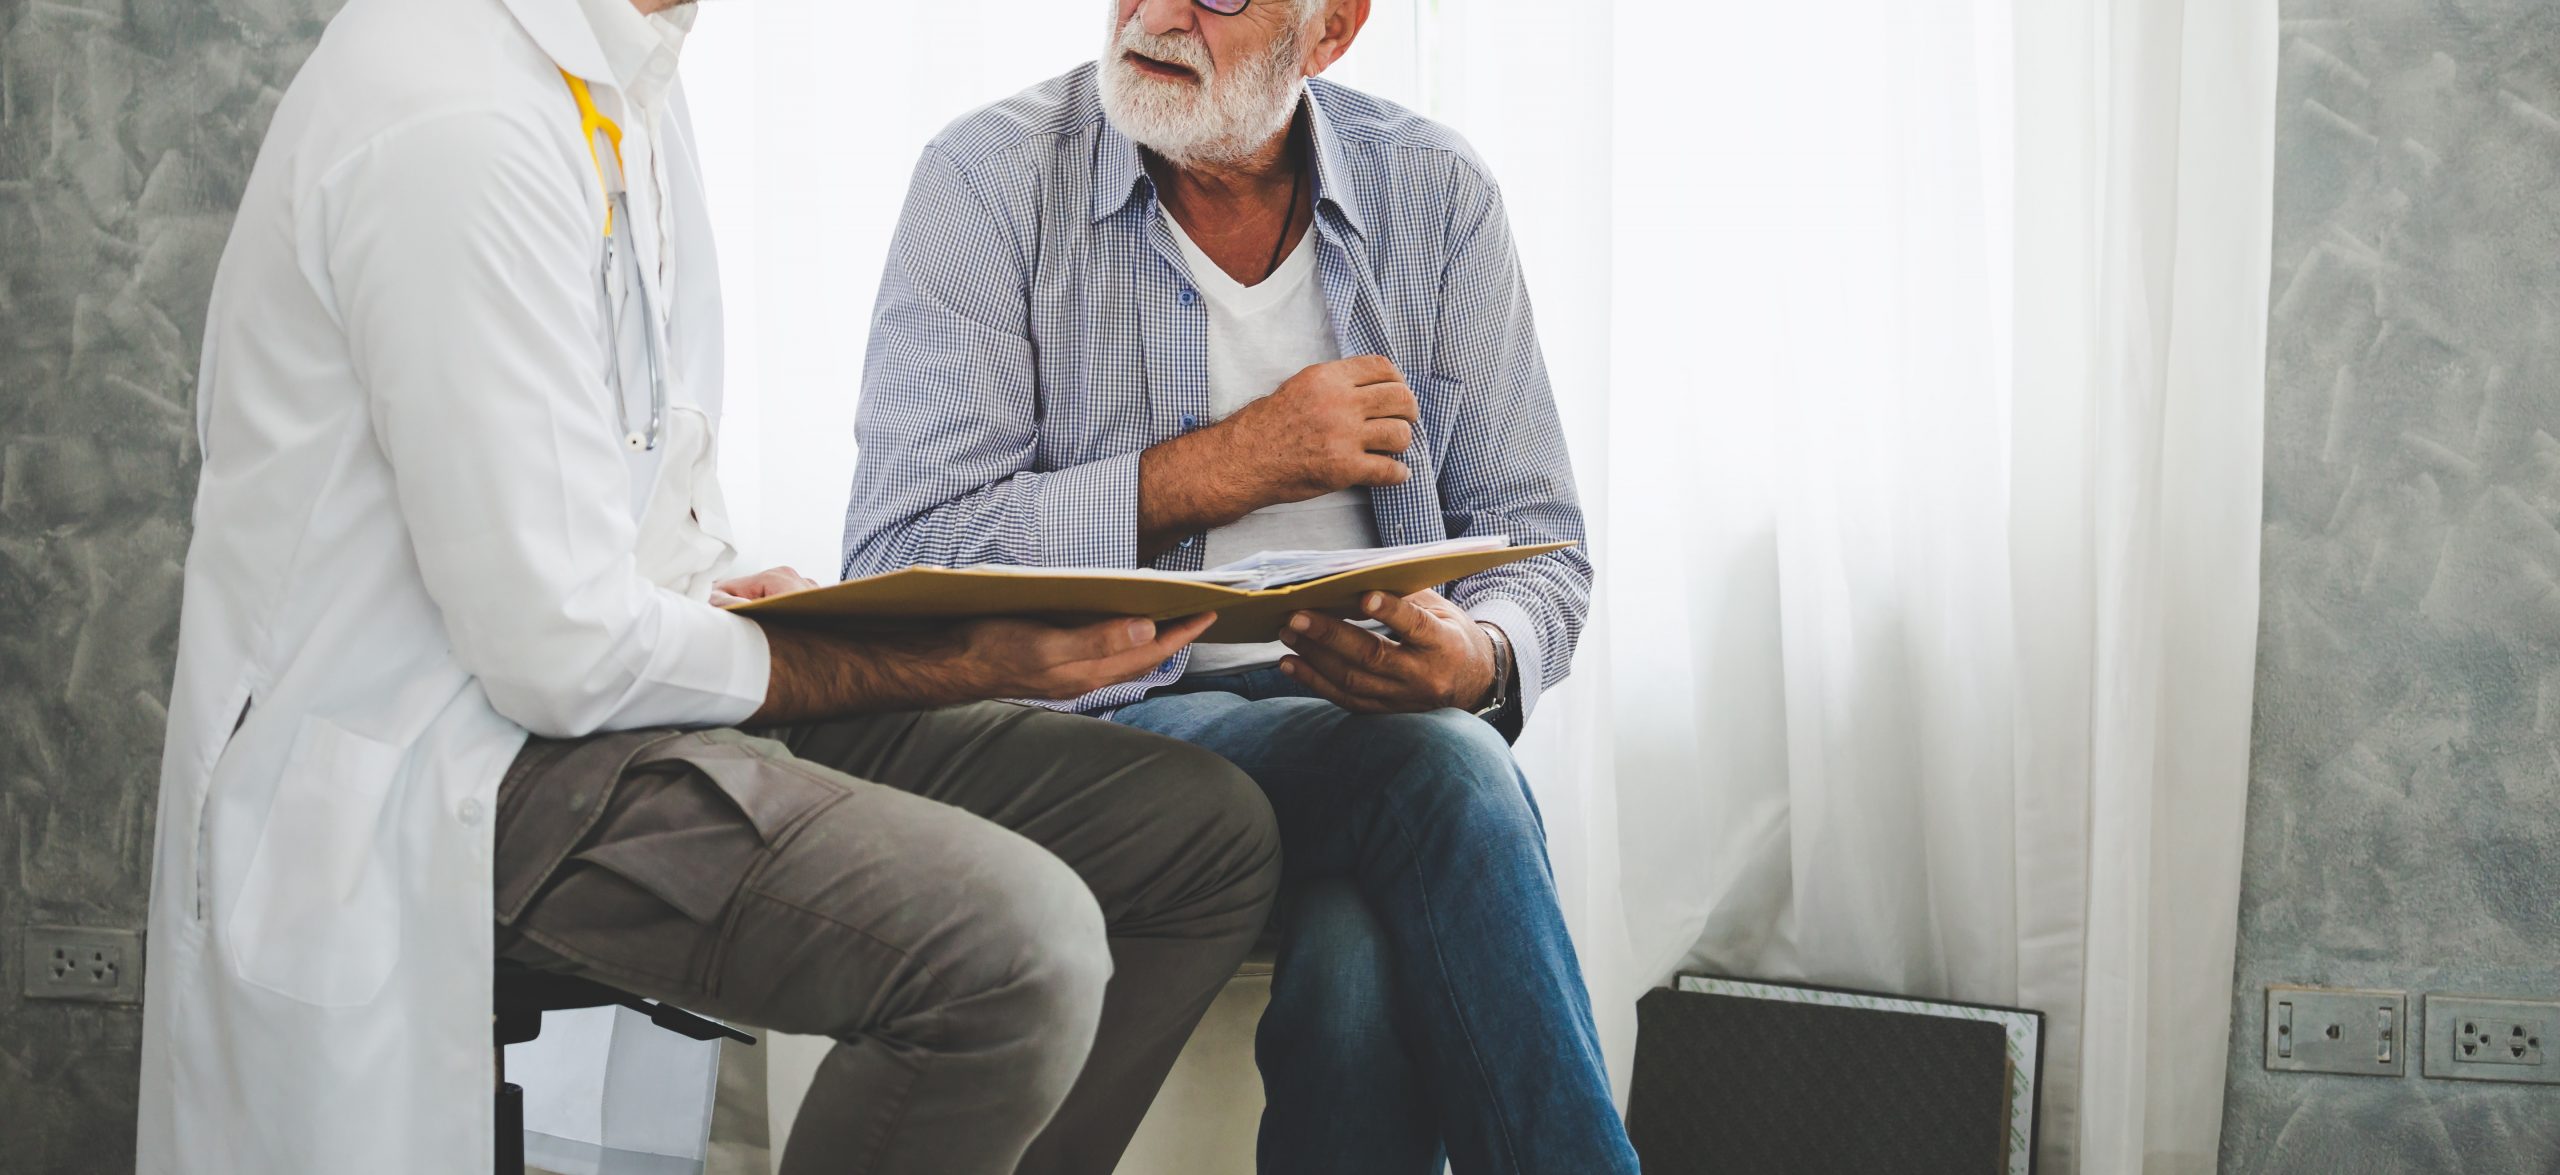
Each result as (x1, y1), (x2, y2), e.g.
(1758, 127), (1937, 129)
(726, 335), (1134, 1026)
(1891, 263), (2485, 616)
(560, 70), (664, 452)
(562, 71), (622, 235)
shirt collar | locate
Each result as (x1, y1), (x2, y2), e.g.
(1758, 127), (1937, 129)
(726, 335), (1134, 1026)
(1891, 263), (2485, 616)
(494, 0), (609, 83)
(571, 0), (693, 110)
(1092, 80), (1370, 241)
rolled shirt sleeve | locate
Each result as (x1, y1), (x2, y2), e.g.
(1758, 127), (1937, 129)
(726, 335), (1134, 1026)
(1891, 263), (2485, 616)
(322, 110), (768, 738)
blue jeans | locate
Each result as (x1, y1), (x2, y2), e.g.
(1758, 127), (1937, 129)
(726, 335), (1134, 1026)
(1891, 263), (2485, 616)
(1112, 669), (1638, 1175)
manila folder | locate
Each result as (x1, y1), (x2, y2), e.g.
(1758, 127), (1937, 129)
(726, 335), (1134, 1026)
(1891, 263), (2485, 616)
(725, 541), (1576, 644)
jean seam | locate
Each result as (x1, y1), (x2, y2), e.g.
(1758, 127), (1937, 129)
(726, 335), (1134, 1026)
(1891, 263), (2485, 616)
(1371, 755), (1532, 1175)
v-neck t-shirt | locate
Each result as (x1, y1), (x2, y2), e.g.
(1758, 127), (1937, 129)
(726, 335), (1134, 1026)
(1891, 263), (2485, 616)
(1163, 208), (1383, 676)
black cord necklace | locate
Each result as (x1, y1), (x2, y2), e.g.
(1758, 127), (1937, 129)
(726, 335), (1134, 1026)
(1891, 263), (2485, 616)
(1263, 135), (1304, 283)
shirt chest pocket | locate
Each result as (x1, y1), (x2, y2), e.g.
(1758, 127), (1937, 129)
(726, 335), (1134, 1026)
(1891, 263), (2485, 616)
(224, 717), (410, 1007)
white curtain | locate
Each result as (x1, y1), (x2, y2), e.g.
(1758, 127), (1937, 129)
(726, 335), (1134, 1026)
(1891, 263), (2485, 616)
(2007, 2), (2277, 1169)
(684, 1), (2276, 1171)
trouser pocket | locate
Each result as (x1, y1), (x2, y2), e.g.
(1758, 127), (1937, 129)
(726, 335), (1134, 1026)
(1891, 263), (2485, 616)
(502, 731), (845, 990)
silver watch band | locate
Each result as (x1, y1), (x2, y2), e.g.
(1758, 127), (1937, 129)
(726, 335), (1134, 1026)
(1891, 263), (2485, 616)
(1472, 620), (1513, 718)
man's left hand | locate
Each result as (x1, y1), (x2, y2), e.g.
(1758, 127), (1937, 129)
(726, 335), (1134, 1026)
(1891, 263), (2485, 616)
(712, 566), (820, 606)
(1278, 589), (1499, 714)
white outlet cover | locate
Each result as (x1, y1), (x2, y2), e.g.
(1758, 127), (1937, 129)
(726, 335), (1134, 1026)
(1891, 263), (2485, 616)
(2424, 994), (2560, 1086)
(2264, 985), (2405, 1077)
(20, 925), (144, 1004)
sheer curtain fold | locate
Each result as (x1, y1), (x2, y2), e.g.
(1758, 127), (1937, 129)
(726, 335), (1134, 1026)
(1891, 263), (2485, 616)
(682, 2), (2274, 1171)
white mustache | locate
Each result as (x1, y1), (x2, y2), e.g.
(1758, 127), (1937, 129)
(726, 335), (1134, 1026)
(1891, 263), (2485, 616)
(1115, 20), (1213, 79)
(1099, 4), (1304, 168)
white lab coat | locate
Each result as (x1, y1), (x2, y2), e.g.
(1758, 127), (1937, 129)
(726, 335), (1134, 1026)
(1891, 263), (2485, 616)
(134, 0), (768, 1167)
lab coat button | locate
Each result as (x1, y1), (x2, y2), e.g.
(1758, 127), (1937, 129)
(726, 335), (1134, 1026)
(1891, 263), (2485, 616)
(458, 798), (486, 826)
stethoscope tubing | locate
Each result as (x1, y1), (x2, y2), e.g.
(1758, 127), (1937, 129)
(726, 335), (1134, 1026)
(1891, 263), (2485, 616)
(566, 72), (668, 454)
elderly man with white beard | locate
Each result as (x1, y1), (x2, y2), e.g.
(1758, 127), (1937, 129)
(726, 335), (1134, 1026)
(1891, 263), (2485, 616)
(840, 1), (1635, 1172)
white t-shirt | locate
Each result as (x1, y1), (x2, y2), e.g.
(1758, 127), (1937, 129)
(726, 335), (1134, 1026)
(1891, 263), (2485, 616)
(1164, 210), (1383, 676)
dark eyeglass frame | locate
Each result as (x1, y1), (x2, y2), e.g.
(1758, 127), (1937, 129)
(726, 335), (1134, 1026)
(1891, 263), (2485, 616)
(1194, 0), (1252, 14)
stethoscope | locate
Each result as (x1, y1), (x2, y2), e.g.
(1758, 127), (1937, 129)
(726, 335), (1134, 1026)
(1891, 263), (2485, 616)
(561, 71), (666, 453)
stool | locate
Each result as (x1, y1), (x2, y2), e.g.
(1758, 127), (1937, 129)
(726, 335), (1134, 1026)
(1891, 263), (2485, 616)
(494, 959), (756, 1175)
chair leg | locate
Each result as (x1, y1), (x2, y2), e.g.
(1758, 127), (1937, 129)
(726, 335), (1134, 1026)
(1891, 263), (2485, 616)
(497, 1081), (525, 1175)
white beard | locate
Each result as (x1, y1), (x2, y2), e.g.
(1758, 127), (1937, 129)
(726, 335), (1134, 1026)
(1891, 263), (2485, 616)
(1097, 12), (1305, 167)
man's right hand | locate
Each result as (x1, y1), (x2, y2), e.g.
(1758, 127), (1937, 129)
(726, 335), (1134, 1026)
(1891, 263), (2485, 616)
(1137, 355), (1418, 560)
(952, 613), (1218, 701)
(745, 612), (1215, 726)
(1216, 355), (1418, 504)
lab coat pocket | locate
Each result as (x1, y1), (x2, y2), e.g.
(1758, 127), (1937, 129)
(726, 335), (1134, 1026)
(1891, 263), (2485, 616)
(226, 717), (409, 1007)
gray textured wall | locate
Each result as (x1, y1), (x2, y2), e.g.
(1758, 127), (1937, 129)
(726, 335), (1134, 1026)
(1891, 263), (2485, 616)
(1, 0), (329, 1168)
(2220, 2), (2560, 1172)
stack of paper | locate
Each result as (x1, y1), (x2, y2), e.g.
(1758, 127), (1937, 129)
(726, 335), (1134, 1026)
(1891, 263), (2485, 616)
(1186, 536), (1511, 590)
(956, 536), (1511, 591)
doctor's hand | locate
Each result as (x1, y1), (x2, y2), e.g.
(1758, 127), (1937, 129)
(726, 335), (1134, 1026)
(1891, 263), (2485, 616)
(748, 611), (1216, 726)
(1277, 589), (1498, 714)
(711, 566), (819, 606)
(955, 612), (1218, 702)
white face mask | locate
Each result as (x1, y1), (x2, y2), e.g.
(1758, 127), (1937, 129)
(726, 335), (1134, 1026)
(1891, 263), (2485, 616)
(1096, 7), (1308, 168)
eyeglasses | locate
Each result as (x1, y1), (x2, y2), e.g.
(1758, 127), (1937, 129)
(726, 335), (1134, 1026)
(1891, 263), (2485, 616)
(1194, 0), (1252, 13)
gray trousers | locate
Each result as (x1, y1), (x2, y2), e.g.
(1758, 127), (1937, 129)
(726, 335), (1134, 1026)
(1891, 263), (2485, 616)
(491, 703), (1283, 1175)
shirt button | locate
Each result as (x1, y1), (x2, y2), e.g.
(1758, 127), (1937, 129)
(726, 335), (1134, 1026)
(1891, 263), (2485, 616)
(1181, 414), (1197, 429)
(1181, 535), (1198, 548)
(458, 798), (486, 826)
(1177, 288), (1197, 306)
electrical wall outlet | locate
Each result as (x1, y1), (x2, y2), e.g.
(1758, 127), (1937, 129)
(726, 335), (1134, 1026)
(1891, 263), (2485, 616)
(2425, 995), (2560, 1086)
(2455, 1017), (2541, 1065)
(2264, 985), (2405, 1077)
(20, 925), (144, 1004)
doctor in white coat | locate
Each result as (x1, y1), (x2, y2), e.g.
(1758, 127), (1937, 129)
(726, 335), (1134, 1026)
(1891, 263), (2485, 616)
(136, 0), (1285, 1169)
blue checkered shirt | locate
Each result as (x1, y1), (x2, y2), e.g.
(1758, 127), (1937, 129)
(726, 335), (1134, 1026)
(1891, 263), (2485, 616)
(841, 64), (1591, 716)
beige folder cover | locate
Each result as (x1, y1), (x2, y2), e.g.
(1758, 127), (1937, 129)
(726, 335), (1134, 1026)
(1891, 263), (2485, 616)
(727, 542), (1577, 644)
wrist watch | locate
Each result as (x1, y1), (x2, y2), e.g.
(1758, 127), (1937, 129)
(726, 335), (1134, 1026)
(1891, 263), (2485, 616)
(1471, 621), (1513, 719)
